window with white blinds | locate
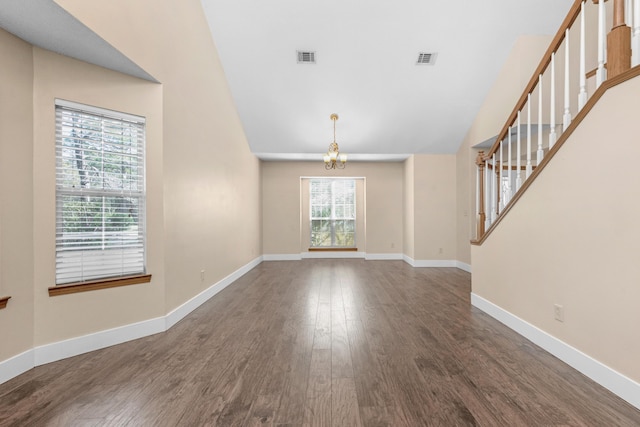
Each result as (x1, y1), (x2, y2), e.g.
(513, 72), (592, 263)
(310, 179), (356, 247)
(55, 100), (146, 285)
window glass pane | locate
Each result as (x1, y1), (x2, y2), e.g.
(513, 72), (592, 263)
(309, 178), (356, 248)
(55, 102), (146, 284)
(344, 220), (355, 232)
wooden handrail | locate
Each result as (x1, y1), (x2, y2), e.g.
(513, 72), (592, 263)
(0, 296), (10, 309)
(472, 65), (640, 245)
(486, 0), (584, 159)
(473, 0), (637, 242)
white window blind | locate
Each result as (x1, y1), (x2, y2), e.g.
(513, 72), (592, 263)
(310, 179), (356, 247)
(55, 100), (146, 284)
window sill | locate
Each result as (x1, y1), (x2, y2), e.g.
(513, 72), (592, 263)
(0, 296), (10, 309)
(308, 247), (358, 252)
(49, 274), (152, 297)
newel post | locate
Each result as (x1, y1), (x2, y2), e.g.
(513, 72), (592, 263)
(476, 151), (486, 239)
(608, 0), (632, 77)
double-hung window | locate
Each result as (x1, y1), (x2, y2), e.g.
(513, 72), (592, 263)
(55, 100), (146, 285)
(310, 178), (356, 247)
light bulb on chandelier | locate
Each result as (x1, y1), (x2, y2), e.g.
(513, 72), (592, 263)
(323, 113), (347, 169)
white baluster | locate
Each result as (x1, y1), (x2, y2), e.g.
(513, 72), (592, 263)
(597, 0), (606, 86)
(485, 156), (491, 230)
(526, 94), (532, 179)
(633, 0), (640, 66)
(550, 53), (557, 149)
(579, 1), (588, 110)
(516, 111), (522, 192)
(499, 139), (505, 211)
(491, 153), (497, 223)
(507, 127), (512, 203)
(563, 29), (572, 132)
(537, 74), (544, 164)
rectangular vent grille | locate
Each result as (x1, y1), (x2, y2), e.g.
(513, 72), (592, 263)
(297, 51), (316, 64)
(416, 52), (437, 65)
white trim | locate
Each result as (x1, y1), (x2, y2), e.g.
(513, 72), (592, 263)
(0, 256), (263, 385)
(165, 256), (262, 329)
(471, 293), (640, 410)
(300, 176), (366, 180)
(35, 316), (165, 366)
(404, 256), (472, 272)
(0, 349), (34, 385)
(257, 153), (410, 162)
(301, 251), (365, 259)
(456, 261), (472, 273)
(263, 254), (303, 261)
(403, 254), (417, 266)
(55, 98), (145, 123)
(403, 256), (457, 268)
(413, 259), (457, 268)
(364, 253), (403, 261)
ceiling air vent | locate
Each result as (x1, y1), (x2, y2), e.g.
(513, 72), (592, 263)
(297, 51), (316, 64)
(416, 52), (437, 65)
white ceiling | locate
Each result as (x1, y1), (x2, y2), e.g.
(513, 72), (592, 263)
(201, 0), (573, 160)
(0, 1), (573, 162)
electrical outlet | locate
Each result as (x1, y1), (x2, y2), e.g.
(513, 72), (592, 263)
(438, 247), (443, 254)
(200, 270), (205, 281)
(554, 304), (564, 322)
(391, 243), (395, 248)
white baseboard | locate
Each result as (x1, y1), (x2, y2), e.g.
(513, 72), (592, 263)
(263, 254), (302, 261)
(403, 254), (415, 266)
(0, 349), (34, 385)
(456, 261), (472, 273)
(402, 255), (457, 268)
(0, 256), (264, 385)
(34, 316), (165, 366)
(364, 253), (404, 261)
(301, 251), (365, 259)
(471, 293), (640, 410)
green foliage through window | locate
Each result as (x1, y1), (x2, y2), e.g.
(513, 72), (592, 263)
(55, 101), (146, 284)
(310, 179), (356, 247)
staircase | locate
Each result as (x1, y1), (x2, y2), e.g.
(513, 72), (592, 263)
(469, 0), (640, 412)
(473, 0), (640, 243)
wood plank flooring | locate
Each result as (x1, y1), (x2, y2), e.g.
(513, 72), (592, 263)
(1, 259), (639, 426)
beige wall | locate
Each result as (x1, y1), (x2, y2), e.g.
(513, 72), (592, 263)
(456, 35), (553, 265)
(412, 155), (457, 261)
(32, 49), (166, 345)
(0, 29), (35, 361)
(403, 156), (415, 258)
(262, 162), (403, 255)
(472, 75), (640, 383)
(402, 155), (457, 261)
(0, 0), (261, 362)
(54, 0), (262, 312)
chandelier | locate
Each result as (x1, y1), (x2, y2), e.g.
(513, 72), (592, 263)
(323, 113), (347, 169)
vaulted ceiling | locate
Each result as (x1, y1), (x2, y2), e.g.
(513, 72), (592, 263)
(0, 0), (574, 161)
(201, 0), (574, 160)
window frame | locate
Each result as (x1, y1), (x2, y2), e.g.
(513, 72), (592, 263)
(54, 99), (148, 287)
(309, 178), (356, 248)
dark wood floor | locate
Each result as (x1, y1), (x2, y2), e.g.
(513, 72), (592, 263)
(1, 260), (639, 426)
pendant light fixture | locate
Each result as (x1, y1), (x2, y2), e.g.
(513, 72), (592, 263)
(323, 113), (347, 169)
